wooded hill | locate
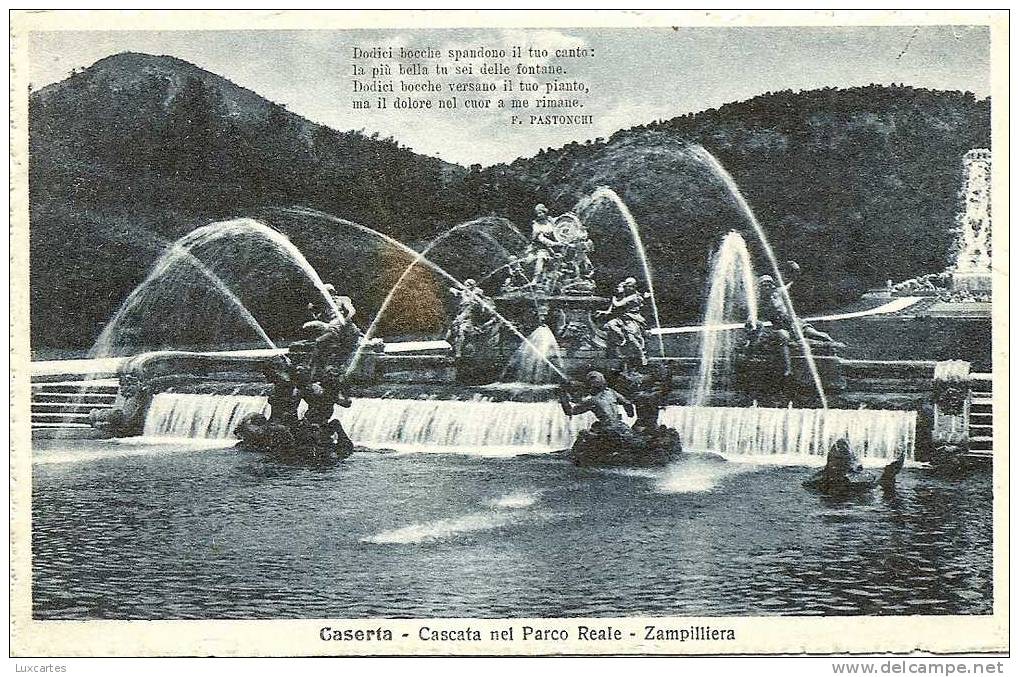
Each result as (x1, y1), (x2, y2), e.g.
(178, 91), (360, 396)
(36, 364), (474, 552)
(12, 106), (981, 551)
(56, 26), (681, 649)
(29, 52), (990, 349)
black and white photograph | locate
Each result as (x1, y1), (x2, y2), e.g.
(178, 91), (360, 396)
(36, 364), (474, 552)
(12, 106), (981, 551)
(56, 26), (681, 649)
(9, 9), (1008, 659)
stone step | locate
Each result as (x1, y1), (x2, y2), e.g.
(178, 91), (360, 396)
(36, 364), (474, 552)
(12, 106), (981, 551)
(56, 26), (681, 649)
(969, 436), (993, 450)
(32, 401), (114, 411)
(963, 449), (994, 459)
(971, 397), (993, 406)
(377, 354), (454, 366)
(969, 423), (994, 432)
(31, 421), (92, 429)
(32, 391), (118, 403)
(32, 412), (92, 422)
(32, 383), (119, 394)
(842, 378), (933, 393)
(839, 360), (935, 379)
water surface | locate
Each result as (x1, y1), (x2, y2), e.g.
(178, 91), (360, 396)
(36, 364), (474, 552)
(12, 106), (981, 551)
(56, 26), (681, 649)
(32, 440), (992, 619)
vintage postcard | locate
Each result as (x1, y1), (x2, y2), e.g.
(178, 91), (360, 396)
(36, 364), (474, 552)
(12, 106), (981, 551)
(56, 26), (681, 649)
(9, 9), (1009, 658)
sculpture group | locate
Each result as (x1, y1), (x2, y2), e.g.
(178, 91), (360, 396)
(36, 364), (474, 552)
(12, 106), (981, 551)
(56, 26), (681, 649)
(446, 202), (654, 368)
(232, 358), (354, 464)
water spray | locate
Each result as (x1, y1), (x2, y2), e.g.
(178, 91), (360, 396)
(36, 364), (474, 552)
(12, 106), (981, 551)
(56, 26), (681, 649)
(689, 146), (828, 409)
(92, 235), (278, 358)
(286, 207), (571, 383)
(358, 217), (519, 349)
(582, 187), (667, 358)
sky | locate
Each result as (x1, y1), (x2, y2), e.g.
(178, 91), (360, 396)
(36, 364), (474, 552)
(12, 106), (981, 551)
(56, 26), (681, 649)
(29, 25), (990, 166)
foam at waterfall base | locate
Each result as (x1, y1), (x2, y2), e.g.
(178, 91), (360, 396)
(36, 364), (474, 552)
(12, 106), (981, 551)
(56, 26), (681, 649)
(32, 437), (231, 465)
(487, 490), (542, 509)
(656, 456), (754, 493)
(599, 454), (761, 493)
(362, 512), (519, 544)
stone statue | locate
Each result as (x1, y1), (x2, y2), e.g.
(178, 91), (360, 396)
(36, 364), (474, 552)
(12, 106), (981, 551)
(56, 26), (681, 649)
(554, 213), (597, 295)
(262, 357), (300, 426)
(559, 370), (635, 428)
(290, 363), (350, 459)
(88, 373), (151, 437)
(446, 278), (500, 357)
(237, 362), (355, 463)
(520, 206), (600, 295)
(298, 365), (352, 425)
(302, 283), (367, 369)
(598, 277), (651, 366)
(803, 439), (904, 494)
(561, 370), (685, 467)
(616, 362), (672, 432)
(499, 261), (532, 294)
(750, 264), (844, 376)
(528, 203), (560, 285)
(233, 413), (296, 454)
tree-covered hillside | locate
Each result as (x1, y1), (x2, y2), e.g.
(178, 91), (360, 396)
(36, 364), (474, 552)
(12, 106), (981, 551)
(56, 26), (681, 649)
(29, 52), (466, 348)
(28, 52), (990, 350)
(463, 85), (990, 320)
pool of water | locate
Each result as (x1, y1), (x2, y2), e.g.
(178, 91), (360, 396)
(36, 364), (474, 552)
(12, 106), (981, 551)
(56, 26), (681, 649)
(32, 440), (992, 619)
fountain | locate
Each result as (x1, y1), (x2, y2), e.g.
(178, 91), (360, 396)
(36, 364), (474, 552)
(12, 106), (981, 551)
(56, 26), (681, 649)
(690, 231), (758, 406)
(885, 149), (993, 305)
(34, 169), (956, 467)
(950, 149), (992, 293)
(445, 204), (663, 384)
(286, 206), (570, 384)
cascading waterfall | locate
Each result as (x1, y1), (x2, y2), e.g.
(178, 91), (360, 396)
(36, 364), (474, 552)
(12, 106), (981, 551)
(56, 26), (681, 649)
(142, 394), (268, 439)
(953, 148), (992, 274)
(690, 231), (759, 406)
(659, 405), (914, 461)
(142, 393), (915, 461)
(502, 325), (564, 384)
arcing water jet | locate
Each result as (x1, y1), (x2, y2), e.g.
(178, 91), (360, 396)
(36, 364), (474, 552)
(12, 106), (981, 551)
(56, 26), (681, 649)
(91, 236), (277, 358)
(688, 146), (828, 408)
(581, 187), (667, 358)
(285, 207), (570, 382)
(357, 216), (521, 357)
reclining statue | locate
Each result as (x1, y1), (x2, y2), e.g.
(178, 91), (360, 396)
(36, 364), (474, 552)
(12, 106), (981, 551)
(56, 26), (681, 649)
(234, 413), (295, 454)
(88, 373), (151, 437)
